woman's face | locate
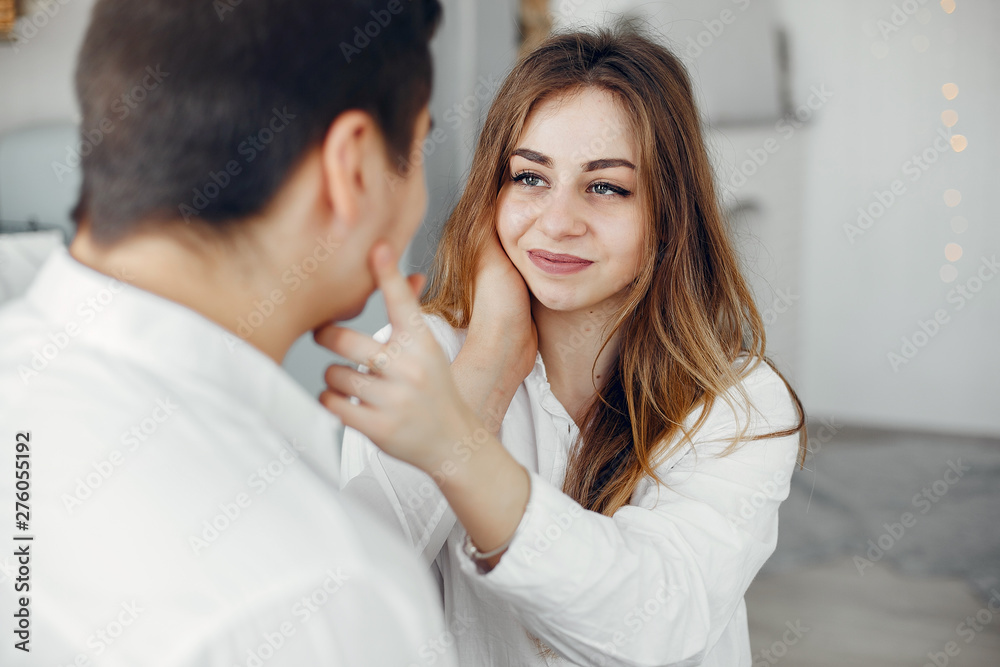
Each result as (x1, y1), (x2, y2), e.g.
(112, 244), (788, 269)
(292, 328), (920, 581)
(496, 87), (646, 315)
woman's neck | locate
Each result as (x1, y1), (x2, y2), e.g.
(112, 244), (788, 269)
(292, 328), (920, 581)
(533, 298), (622, 426)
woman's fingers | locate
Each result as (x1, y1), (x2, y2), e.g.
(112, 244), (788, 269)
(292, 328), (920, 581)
(314, 325), (383, 368)
(371, 243), (426, 338)
(319, 389), (382, 440)
(323, 364), (386, 406)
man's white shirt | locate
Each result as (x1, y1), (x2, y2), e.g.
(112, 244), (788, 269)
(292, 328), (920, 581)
(0, 246), (457, 667)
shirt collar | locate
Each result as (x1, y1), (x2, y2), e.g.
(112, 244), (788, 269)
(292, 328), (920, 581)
(26, 246), (342, 478)
(527, 350), (575, 423)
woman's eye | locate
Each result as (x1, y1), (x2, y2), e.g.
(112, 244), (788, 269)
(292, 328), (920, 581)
(590, 181), (631, 197)
(512, 171), (544, 188)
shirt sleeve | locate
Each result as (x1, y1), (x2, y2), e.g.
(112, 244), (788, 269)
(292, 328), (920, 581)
(454, 361), (802, 667)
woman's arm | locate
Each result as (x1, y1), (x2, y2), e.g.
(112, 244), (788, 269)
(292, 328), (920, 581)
(449, 231), (537, 436)
(454, 364), (801, 666)
(338, 235), (536, 564)
(318, 244), (533, 562)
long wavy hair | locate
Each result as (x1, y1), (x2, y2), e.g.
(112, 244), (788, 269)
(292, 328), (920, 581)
(422, 25), (807, 518)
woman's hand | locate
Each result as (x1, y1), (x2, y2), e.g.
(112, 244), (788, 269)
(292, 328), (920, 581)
(315, 242), (530, 556)
(469, 231), (537, 377)
(315, 243), (480, 473)
(452, 232), (538, 433)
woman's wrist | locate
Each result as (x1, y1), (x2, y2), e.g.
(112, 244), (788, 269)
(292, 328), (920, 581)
(466, 322), (534, 380)
(428, 430), (531, 558)
(452, 331), (527, 434)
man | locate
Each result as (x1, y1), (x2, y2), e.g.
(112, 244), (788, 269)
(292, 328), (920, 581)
(0, 0), (456, 664)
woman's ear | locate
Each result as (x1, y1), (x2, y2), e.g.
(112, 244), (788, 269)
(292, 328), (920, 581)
(320, 110), (387, 237)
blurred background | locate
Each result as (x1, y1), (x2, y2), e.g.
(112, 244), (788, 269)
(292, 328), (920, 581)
(1, 0), (997, 664)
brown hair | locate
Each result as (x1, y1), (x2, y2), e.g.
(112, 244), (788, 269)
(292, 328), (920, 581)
(422, 25), (807, 518)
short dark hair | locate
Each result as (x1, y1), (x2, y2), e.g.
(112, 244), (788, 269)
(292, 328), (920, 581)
(73, 0), (442, 243)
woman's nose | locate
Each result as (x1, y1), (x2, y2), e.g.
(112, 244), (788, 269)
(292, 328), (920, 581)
(534, 185), (586, 240)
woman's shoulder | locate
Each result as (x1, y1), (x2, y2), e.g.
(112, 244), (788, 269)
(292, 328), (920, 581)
(372, 311), (468, 363)
(687, 354), (800, 440)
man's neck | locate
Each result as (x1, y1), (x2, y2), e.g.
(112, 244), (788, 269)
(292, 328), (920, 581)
(69, 228), (306, 364)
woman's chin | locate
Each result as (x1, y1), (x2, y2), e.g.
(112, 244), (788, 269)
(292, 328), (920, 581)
(530, 289), (591, 314)
(530, 285), (628, 317)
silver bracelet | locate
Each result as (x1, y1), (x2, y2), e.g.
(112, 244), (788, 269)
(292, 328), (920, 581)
(461, 467), (532, 573)
(462, 531), (515, 573)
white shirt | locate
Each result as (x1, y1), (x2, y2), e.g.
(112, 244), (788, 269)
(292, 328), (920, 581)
(342, 314), (802, 667)
(0, 247), (458, 667)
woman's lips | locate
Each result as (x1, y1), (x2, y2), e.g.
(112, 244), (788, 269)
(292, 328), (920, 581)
(527, 249), (594, 275)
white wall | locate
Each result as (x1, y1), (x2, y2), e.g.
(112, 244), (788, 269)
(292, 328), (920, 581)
(552, 0), (999, 437)
(0, 0), (93, 135)
(781, 0), (999, 437)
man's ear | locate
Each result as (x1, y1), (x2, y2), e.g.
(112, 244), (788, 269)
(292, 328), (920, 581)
(320, 110), (388, 236)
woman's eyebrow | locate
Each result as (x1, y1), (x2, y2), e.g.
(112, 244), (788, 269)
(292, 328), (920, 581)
(583, 158), (635, 171)
(512, 149), (635, 172)
(512, 148), (552, 167)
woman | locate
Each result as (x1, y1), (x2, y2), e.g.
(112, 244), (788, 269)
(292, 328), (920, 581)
(322, 24), (807, 667)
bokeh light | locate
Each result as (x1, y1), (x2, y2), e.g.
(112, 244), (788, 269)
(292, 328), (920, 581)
(940, 264), (958, 282)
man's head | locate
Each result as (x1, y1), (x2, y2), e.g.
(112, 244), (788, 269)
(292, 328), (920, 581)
(70, 0), (440, 333)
